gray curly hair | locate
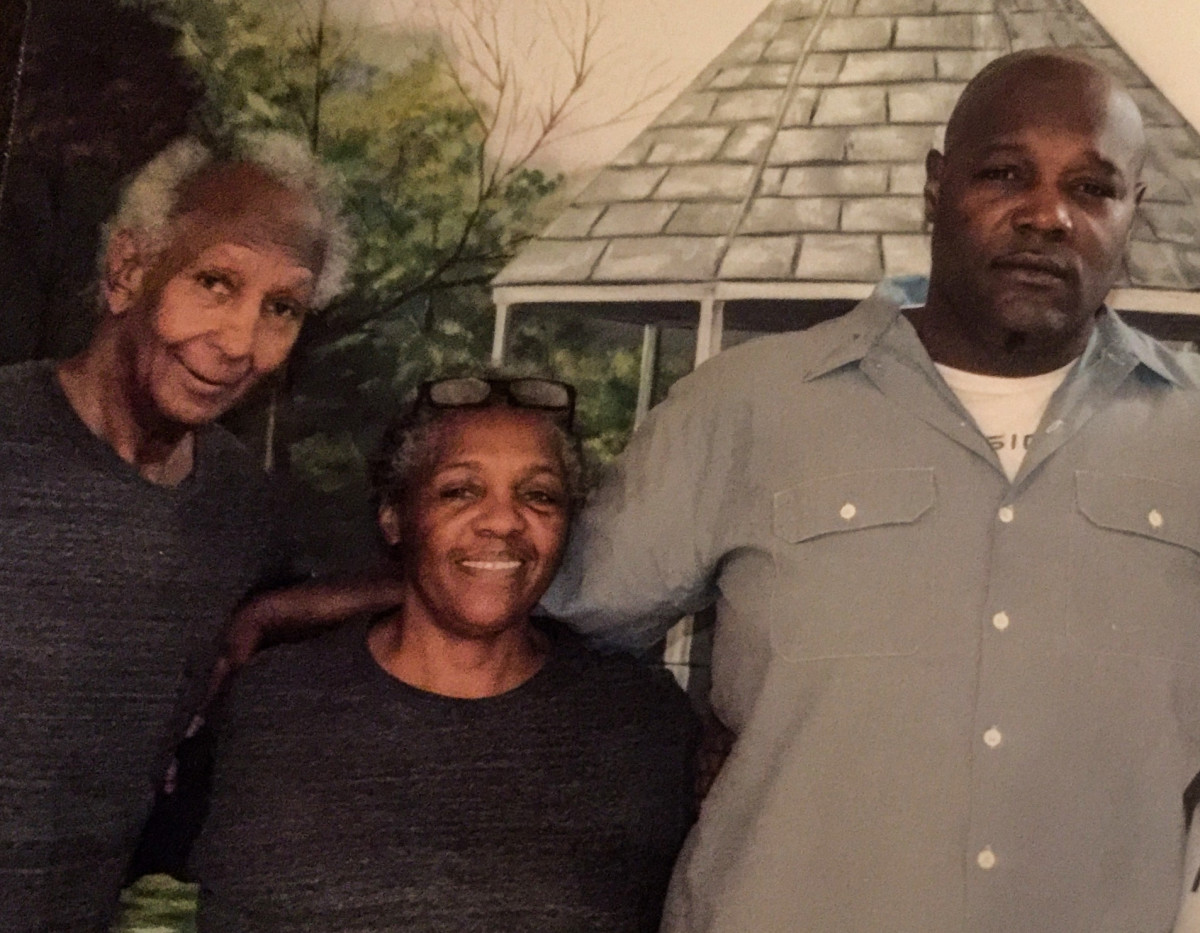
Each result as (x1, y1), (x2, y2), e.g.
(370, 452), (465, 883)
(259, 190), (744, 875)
(99, 132), (352, 309)
(371, 388), (586, 523)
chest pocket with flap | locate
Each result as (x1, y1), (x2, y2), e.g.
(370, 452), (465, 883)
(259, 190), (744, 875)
(770, 468), (936, 661)
(1070, 470), (1200, 661)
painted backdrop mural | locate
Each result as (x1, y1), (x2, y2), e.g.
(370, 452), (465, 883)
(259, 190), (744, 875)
(4, 0), (1200, 929)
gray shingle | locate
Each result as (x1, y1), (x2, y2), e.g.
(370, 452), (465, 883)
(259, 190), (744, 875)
(742, 198), (842, 233)
(593, 202), (679, 237)
(1139, 203), (1200, 246)
(654, 93), (719, 126)
(655, 165), (757, 200)
(845, 125), (939, 161)
(896, 14), (1005, 49)
(712, 88), (788, 121)
(610, 137), (654, 167)
(770, 127), (848, 163)
(494, 239), (606, 285)
(935, 0), (992, 10)
(934, 49), (1002, 79)
(1048, 12), (1107, 47)
(666, 202), (744, 236)
(842, 196), (926, 232)
(720, 236), (801, 278)
(781, 88), (821, 126)
(759, 167), (787, 197)
(796, 233), (883, 279)
(539, 206), (604, 239)
(888, 83), (964, 123)
(722, 123), (776, 162)
(1002, 12), (1054, 48)
(1176, 249), (1200, 288)
(799, 53), (847, 83)
(708, 63), (795, 89)
(1089, 48), (1150, 87)
(592, 237), (724, 281)
(856, 0), (934, 14)
(773, 0), (827, 14)
(645, 127), (734, 163)
(574, 167), (669, 204)
(882, 233), (932, 275)
(1126, 241), (1190, 288)
(890, 163), (928, 195)
(764, 22), (817, 61)
(840, 51), (937, 83)
(1141, 164), (1190, 204)
(815, 17), (895, 51)
(1131, 89), (1186, 128)
(781, 164), (890, 196)
(814, 86), (888, 125)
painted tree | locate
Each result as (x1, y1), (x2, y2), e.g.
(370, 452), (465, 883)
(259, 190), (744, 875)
(118, 0), (675, 566)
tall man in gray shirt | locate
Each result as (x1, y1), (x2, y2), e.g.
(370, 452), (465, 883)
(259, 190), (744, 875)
(0, 133), (349, 931)
(545, 48), (1200, 932)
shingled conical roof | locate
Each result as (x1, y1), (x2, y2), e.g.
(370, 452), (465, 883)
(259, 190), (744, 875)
(494, 0), (1200, 327)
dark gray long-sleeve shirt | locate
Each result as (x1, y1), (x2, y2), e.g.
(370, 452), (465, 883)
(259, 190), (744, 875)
(192, 618), (698, 932)
(0, 361), (284, 931)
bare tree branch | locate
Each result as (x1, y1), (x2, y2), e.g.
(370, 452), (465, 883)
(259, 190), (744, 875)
(395, 0), (672, 310)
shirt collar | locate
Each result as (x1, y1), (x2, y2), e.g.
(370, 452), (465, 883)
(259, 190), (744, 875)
(803, 297), (1196, 389)
(801, 294), (904, 381)
(1087, 307), (1196, 388)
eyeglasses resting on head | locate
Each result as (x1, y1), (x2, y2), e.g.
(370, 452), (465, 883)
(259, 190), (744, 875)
(416, 377), (576, 429)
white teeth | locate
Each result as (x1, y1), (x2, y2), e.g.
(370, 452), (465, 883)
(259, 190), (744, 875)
(461, 560), (522, 571)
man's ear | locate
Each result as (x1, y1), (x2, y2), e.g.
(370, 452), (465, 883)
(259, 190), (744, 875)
(378, 503), (403, 547)
(924, 149), (944, 225)
(103, 230), (146, 316)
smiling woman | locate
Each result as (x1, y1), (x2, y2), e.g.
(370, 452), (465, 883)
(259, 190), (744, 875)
(190, 375), (699, 932)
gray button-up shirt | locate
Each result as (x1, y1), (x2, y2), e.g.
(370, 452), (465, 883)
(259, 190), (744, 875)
(545, 296), (1200, 933)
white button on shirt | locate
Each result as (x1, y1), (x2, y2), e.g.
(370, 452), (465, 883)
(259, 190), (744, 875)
(977, 848), (997, 870)
(1148, 509), (1164, 530)
(839, 503), (857, 521)
(998, 506), (1014, 523)
(983, 728), (1002, 748)
(992, 611), (1010, 631)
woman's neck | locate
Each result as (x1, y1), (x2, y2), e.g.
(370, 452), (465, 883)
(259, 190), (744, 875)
(367, 609), (549, 699)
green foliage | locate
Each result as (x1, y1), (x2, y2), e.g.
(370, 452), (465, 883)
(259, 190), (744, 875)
(115, 876), (197, 932)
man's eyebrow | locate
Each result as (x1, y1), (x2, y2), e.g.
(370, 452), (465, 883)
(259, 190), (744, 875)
(971, 142), (1126, 177)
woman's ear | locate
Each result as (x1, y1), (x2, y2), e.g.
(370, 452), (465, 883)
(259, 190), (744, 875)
(378, 502), (404, 547)
(103, 230), (146, 316)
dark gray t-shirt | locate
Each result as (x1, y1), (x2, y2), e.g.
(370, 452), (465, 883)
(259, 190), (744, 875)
(0, 361), (286, 931)
(193, 619), (699, 932)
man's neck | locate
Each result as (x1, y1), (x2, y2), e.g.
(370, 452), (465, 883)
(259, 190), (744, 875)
(56, 339), (195, 486)
(904, 302), (1094, 377)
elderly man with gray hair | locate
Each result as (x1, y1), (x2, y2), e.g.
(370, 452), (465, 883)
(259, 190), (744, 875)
(0, 132), (350, 931)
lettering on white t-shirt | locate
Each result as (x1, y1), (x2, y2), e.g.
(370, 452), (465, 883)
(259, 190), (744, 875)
(935, 359), (1076, 481)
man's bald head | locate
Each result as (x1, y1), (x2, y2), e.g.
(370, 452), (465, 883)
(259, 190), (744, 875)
(944, 48), (1146, 172)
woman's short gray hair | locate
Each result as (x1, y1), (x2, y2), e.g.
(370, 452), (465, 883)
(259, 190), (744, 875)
(371, 393), (586, 522)
(99, 132), (352, 309)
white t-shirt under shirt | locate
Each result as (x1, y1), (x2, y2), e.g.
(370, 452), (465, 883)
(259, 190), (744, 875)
(935, 359), (1076, 481)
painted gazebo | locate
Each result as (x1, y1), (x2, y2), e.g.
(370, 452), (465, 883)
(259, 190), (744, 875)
(493, 0), (1200, 403)
(490, 0), (1200, 684)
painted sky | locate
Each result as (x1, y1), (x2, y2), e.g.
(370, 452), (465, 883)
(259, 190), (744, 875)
(359, 0), (1200, 174)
